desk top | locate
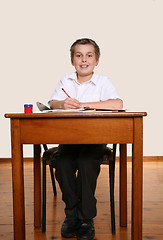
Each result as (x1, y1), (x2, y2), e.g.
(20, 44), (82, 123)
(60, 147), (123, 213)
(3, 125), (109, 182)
(5, 111), (147, 119)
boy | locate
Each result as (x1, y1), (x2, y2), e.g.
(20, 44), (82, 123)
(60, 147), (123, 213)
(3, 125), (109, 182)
(49, 38), (123, 240)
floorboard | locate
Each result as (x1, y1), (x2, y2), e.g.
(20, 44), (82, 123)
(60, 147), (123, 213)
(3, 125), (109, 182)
(0, 161), (163, 239)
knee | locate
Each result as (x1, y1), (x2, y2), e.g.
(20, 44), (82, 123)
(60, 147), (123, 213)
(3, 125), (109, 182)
(77, 156), (100, 175)
(54, 155), (71, 169)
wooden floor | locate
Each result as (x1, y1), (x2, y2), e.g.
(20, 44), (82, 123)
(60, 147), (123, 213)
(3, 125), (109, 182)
(0, 160), (163, 240)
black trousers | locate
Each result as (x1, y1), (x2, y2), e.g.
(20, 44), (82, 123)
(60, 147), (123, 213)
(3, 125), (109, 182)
(53, 144), (106, 220)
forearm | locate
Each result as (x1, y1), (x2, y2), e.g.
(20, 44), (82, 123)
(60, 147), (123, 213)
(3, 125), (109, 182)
(49, 98), (123, 110)
(49, 98), (82, 110)
(49, 100), (64, 109)
(80, 99), (123, 110)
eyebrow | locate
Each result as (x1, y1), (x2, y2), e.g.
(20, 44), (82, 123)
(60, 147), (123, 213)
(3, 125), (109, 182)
(75, 51), (95, 54)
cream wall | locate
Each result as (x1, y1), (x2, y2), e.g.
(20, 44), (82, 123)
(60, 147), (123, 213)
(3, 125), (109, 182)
(0, 0), (163, 157)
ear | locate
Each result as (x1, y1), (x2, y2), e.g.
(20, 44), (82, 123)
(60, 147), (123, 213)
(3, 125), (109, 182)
(95, 58), (99, 66)
(71, 58), (74, 66)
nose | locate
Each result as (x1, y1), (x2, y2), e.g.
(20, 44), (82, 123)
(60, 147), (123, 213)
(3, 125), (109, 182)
(82, 55), (86, 62)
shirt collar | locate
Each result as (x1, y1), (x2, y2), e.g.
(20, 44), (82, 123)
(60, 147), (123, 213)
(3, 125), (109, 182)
(69, 72), (97, 85)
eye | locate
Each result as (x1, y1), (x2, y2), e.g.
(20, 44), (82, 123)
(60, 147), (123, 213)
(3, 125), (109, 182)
(88, 54), (93, 57)
(76, 54), (81, 57)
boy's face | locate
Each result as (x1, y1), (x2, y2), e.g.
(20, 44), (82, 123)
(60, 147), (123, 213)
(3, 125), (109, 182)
(71, 44), (99, 79)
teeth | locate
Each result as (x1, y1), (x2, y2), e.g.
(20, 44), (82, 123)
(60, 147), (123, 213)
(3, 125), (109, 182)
(81, 65), (88, 68)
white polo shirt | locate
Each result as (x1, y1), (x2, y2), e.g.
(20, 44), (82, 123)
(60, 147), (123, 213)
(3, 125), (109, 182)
(49, 72), (121, 103)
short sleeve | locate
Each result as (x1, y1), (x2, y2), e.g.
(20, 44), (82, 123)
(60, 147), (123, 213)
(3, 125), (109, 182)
(99, 76), (121, 101)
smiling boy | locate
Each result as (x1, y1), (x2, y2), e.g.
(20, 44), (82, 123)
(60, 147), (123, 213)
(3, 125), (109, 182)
(49, 38), (123, 240)
(49, 38), (122, 110)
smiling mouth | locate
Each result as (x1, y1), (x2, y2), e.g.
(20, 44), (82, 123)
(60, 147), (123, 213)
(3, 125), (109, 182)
(80, 65), (89, 68)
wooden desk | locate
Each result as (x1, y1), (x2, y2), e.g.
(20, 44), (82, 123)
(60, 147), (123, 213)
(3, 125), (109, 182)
(5, 111), (147, 240)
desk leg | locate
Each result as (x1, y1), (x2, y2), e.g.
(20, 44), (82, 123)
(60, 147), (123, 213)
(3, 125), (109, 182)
(132, 118), (143, 240)
(119, 144), (127, 227)
(34, 144), (41, 228)
(11, 119), (25, 240)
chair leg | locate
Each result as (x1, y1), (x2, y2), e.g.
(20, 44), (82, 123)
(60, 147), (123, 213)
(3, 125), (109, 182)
(109, 160), (116, 234)
(42, 158), (46, 233)
(49, 165), (57, 196)
(43, 144), (57, 196)
(43, 144), (48, 151)
(109, 144), (117, 234)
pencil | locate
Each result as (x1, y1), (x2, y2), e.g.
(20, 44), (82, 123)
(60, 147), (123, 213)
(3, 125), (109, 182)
(62, 88), (71, 98)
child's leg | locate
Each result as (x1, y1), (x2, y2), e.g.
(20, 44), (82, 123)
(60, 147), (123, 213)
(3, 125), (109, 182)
(54, 144), (80, 219)
(76, 144), (106, 220)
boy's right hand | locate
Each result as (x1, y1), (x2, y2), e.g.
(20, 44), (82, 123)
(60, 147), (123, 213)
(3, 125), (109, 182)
(63, 97), (82, 109)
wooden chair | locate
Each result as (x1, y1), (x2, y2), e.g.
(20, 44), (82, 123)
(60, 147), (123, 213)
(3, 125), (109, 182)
(42, 144), (117, 234)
